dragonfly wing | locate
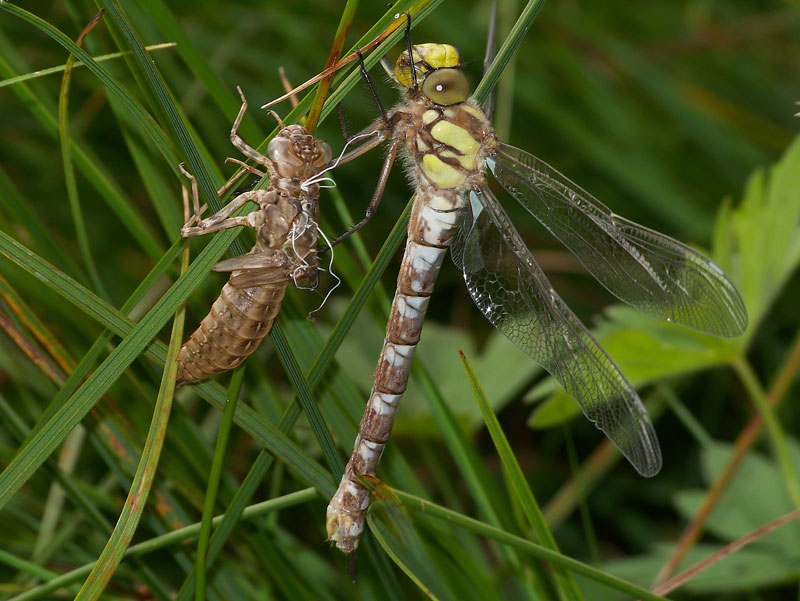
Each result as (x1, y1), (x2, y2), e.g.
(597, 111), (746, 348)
(213, 251), (290, 288)
(451, 187), (662, 476)
(489, 143), (747, 337)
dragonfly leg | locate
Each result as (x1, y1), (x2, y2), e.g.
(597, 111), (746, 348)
(356, 49), (389, 127)
(230, 86), (272, 168)
(178, 163), (203, 227)
(180, 190), (265, 237)
(401, 12), (417, 93)
(321, 137), (400, 252)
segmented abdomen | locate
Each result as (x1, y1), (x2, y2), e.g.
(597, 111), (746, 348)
(176, 278), (287, 386)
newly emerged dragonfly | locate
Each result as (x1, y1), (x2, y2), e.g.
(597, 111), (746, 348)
(325, 43), (748, 552)
(176, 88), (331, 386)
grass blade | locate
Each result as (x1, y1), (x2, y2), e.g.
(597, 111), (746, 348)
(460, 351), (584, 601)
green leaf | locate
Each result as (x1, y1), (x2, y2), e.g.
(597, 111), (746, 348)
(673, 439), (800, 555)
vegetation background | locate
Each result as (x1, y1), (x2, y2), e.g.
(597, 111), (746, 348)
(0, 0), (799, 599)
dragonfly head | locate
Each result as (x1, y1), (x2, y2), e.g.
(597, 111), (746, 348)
(394, 43), (470, 106)
(267, 125), (332, 179)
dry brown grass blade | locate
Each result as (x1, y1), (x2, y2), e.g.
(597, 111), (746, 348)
(652, 508), (800, 597)
(654, 327), (800, 585)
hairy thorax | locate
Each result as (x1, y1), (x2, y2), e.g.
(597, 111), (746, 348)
(395, 97), (497, 194)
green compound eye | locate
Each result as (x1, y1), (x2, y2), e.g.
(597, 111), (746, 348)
(422, 68), (469, 106)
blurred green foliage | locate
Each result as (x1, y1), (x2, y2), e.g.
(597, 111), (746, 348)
(0, 1), (799, 600)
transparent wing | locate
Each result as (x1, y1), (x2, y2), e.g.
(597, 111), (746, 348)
(489, 143), (747, 337)
(451, 187), (661, 476)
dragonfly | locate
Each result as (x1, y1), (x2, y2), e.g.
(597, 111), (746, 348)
(325, 42), (748, 553)
(176, 87), (332, 386)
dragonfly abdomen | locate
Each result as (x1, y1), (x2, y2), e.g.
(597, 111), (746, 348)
(328, 79), (496, 552)
(176, 279), (287, 386)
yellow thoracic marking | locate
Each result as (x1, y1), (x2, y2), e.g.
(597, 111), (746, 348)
(422, 154), (465, 189)
(416, 135), (430, 152)
(430, 121), (480, 158)
(461, 105), (486, 121)
(422, 109), (439, 124)
(439, 149), (475, 170)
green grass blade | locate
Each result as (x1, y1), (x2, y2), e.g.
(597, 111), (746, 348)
(74, 254), (185, 600)
(195, 367), (244, 601)
(473, 0), (548, 105)
(395, 490), (670, 601)
(1, 3), (180, 167)
(460, 351), (584, 601)
(7, 490), (318, 601)
(271, 324), (343, 474)
(0, 42), (176, 89)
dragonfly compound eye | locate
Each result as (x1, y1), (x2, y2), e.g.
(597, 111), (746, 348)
(316, 141), (333, 166)
(268, 137), (303, 168)
(422, 68), (469, 106)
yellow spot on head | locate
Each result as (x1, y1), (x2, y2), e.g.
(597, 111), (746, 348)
(394, 43), (461, 89)
(422, 154), (465, 189)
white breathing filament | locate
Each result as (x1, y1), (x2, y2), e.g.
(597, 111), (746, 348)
(300, 129), (381, 191)
(308, 225), (341, 318)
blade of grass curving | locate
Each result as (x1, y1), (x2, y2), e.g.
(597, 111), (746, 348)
(460, 351), (584, 601)
(415, 364), (544, 600)
(473, 0), (547, 106)
(130, 0), (260, 140)
(7, 489), (319, 601)
(364, 477), (450, 601)
(195, 367), (244, 601)
(270, 324), (342, 474)
(0, 229), (334, 498)
(0, 3), (180, 167)
(74, 247), (186, 601)
(394, 490), (670, 601)
(59, 10), (110, 301)
(0, 25), (165, 260)
(101, 0), (235, 240)
(0, 42), (176, 89)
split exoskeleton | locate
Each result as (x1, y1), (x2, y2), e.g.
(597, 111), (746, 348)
(176, 87), (331, 386)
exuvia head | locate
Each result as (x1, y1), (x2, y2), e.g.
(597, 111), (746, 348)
(267, 125), (332, 179)
(393, 43), (470, 106)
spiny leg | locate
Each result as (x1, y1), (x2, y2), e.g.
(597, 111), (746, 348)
(321, 137), (400, 252)
(180, 190), (266, 237)
(178, 163), (203, 228)
(231, 86), (272, 168)
(179, 162), (255, 228)
(402, 12), (417, 93)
